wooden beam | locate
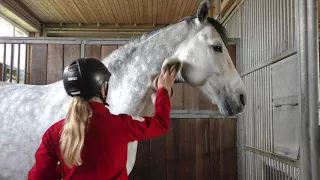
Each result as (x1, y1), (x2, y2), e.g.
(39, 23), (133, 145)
(44, 23), (166, 32)
(0, 0), (42, 32)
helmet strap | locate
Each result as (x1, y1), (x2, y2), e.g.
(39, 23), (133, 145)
(100, 82), (109, 106)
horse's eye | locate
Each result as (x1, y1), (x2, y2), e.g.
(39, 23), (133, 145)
(212, 45), (222, 53)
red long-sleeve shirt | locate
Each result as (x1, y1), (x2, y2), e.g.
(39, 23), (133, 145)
(28, 87), (171, 180)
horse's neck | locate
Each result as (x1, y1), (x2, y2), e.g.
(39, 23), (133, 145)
(103, 22), (191, 115)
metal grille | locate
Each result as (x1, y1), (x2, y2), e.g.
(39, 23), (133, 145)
(245, 152), (300, 180)
(225, 0), (296, 73)
(223, 0), (301, 179)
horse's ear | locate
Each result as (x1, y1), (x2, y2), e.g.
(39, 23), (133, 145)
(197, 0), (209, 23)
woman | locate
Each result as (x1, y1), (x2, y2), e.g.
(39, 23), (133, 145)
(28, 57), (176, 180)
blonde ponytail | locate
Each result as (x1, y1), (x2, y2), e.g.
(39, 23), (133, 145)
(60, 96), (92, 168)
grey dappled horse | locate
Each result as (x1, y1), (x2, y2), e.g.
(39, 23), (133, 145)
(0, 1), (246, 179)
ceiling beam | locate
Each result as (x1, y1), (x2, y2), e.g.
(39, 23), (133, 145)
(0, 0), (42, 32)
(43, 23), (167, 32)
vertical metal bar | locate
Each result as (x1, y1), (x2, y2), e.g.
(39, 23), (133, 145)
(259, 69), (262, 179)
(2, 44), (6, 81)
(248, 75), (251, 180)
(306, 0), (320, 178)
(291, 0), (295, 48)
(282, 163), (285, 180)
(24, 44), (28, 84)
(272, 160), (275, 180)
(9, 44), (14, 82)
(279, 0), (283, 54)
(285, 0), (289, 51)
(246, 76), (248, 179)
(17, 44), (20, 83)
(81, 41), (85, 58)
(297, 0), (320, 179)
(276, 0), (280, 55)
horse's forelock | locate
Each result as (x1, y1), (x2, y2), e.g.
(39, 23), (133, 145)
(178, 15), (228, 44)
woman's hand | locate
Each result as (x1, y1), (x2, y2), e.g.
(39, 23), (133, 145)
(157, 67), (176, 92)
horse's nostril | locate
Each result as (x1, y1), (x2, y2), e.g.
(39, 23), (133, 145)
(240, 94), (246, 106)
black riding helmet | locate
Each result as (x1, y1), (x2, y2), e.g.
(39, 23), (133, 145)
(62, 57), (111, 105)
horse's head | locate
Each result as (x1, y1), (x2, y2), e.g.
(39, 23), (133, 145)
(162, 0), (246, 116)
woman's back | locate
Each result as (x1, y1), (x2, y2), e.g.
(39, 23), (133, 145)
(27, 58), (176, 180)
(55, 102), (130, 179)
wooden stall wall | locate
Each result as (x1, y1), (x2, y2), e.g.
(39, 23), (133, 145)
(28, 43), (238, 180)
(28, 44), (118, 84)
(130, 45), (237, 180)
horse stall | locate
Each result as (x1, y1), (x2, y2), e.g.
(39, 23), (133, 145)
(0, 37), (239, 180)
(0, 0), (319, 180)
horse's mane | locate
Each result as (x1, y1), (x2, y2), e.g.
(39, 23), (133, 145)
(128, 15), (228, 45)
(105, 15), (229, 68)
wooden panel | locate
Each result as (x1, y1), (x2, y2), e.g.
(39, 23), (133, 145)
(129, 139), (150, 180)
(18, 0), (200, 24)
(82, 0), (100, 22)
(101, 45), (117, 60)
(209, 119), (221, 180)
(74, 0), (94, 23)
(167, 83), (183, 180)
(47, 44), (63, 83)
(150, 135), (167, 180)
(177, 0), (189, 23)
(171, 83), (184, 109)
(85, 44), (101, 60)
(196, 118), (210, 180)
(123, 0), (132, 24)
(30, 44), (47, 85)
(166, 119), (180, 180)
(227, 44), (237, 67)
(179, 84), (198, 180)
(220, 119), (237, 180)
(179, 118), (196, 180)
(63, 44), (80, 68)
(147, 0), (153, 24)
(90, 0), (104, 23)
(221, 0), (236, 17)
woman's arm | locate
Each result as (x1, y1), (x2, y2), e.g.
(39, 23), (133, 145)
(120, 87), (171, 141)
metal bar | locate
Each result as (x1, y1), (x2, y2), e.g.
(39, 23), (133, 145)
(17, 44), (20, 83)
(243, 145), (299, 168)
(297, 0), (320, 178)
(46, 30), (147, 35)
(9, 44), (14, 82)
(43, 23), (166, 30)
(306, 0), (320, 178)
(24, 44), (28, 84)
(241, 48), (297, 77)
(152, 110), (237, 119)
(0, 37), (132, 44)
(221, 0), (246, 25)
(83, 39), (129, 45)
(2, 44), (6, 81)
(80, 42), (85, 58)
(0, 38), (82, 44)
